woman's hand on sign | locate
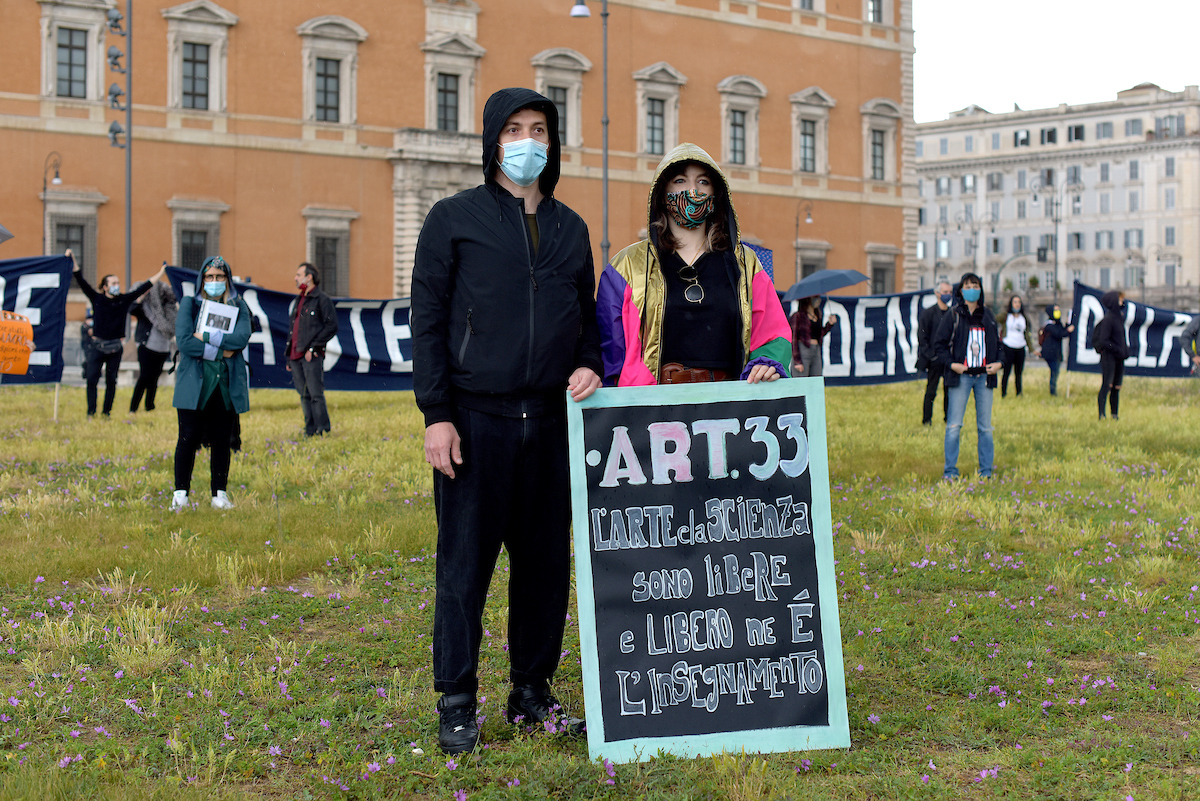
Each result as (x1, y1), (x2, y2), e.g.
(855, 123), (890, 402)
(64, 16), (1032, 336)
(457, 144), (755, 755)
(425, 422), (463, 479)
(950, 363), (967, 375)
(827, 315), (838, 325)
(568, 366), (602, 402)
(745, 364), (779, 383)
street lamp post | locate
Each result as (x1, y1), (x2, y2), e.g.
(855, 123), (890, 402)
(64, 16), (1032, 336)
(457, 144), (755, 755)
(937, 208), (996, 282)
(570, 0), (609, 266)
(106, 3), (132, 293)
(42, 152), (62, 255)
(793, 200), (813, 284)
(1030, 176), (1069, 304)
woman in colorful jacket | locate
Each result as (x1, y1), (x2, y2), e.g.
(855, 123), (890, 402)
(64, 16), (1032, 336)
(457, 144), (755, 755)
(171, 255), (251, 511)
(596, 143), (791, 386)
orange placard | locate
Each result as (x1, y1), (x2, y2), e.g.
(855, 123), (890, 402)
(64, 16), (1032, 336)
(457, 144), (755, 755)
(0, 310), (35, 375)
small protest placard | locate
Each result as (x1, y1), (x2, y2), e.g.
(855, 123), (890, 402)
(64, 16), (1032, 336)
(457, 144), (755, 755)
(0, 310), (34, 375)
(197, 299), (240, 339)
(567, 379), (849, 763)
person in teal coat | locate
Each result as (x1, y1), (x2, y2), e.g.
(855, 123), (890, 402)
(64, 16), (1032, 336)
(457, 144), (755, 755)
(171, 255), (251, 511)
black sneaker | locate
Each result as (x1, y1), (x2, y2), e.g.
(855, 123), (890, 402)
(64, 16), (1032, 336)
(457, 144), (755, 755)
(436, 693), (479, 754)
(506, 684), (586, 736)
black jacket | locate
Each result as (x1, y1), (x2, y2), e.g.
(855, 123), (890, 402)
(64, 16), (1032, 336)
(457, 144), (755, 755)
(934, 302), (1001, 388)
(286, 287), (338, 358)
(74, 271), (151, 341)
(916, 301), (950, 369)
(1040, 319), (1071, 364)
(411, 87), (603, 426)
(1090, 291), (1129, 359)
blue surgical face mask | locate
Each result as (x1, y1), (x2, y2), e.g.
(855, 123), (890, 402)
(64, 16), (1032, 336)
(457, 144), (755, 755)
(498, 138), (549, 187)
(962, 287), (981, 303)
(107, 283), (120, 295)
(939, 292), (953, 304)
(203, 281), (226, 298)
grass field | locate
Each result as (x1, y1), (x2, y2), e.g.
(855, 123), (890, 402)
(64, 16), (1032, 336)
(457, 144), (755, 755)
(0, 369), (1197, 800)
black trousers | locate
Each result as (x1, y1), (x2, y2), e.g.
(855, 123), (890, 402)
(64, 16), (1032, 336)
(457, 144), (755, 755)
(1000, 345), (1026, 397)
(290, 356), (330, 435)
(432, 405), (571, 696)
(922, 363), (948, 424)
(86, 349), (122, 416)
(131, 346), (169, 412)
(174, 393), (236, 495)
(1099, 352), (1125, 418)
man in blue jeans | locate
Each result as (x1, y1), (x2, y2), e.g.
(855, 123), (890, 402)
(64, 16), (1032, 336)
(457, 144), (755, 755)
(933, 273), (1002, 480)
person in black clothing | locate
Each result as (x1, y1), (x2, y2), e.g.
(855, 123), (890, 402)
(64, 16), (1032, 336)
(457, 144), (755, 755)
(79, 311), (95, 381)
(68, 249), (166, 417)
(1090, 290), (1129, 420)
(411, 88), (603, 754)
(916, 280), (953, 425)
(285, 262), (339, 436)
(1039, 304), (1075, 396)
(934, 273), (1002, 480)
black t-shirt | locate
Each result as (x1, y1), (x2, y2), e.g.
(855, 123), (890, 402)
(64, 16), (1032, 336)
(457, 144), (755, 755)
(659, 249), (740, 373)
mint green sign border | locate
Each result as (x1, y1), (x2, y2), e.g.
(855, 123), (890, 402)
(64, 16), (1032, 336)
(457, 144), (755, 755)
(566, 377), (850, 764)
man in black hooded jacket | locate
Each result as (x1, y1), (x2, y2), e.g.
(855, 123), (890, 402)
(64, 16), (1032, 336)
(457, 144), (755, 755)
(411, 88), (603, 754)
(1090, 290), (1129, 420)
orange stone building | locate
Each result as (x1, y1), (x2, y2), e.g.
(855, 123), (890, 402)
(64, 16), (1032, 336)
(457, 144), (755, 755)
(1, 0), (916, 319)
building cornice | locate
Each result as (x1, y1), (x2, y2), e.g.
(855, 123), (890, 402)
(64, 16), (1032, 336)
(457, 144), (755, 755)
(916, 137), (1200, 174)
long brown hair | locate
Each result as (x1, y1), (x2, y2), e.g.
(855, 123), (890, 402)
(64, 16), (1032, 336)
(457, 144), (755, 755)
(649, 160), (731, 255)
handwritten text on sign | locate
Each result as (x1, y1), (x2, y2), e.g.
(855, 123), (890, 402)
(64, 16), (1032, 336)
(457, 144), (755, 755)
(0, 311), (34, 375)
(571, 383), (849, 761)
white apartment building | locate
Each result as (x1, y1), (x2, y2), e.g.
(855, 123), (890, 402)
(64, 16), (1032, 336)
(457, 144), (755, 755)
(914, 83), (1200, 310)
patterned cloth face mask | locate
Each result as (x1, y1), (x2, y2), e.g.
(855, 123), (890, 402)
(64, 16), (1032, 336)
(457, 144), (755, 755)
(665, 189), (715, 229)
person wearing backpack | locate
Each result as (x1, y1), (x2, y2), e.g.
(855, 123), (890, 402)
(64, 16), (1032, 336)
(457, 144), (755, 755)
(1039, 304), (1074, 396)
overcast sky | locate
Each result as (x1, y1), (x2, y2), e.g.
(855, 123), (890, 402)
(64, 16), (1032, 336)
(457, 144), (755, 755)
(912, 0), (1200, 122)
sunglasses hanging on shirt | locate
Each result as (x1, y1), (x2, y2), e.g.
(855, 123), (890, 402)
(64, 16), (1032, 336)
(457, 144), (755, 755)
(678, 263), (704, 304)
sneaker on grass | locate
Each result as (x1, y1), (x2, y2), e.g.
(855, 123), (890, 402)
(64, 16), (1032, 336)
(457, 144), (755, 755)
(211, 491), (234, 510)
(170, 490), (189, 511)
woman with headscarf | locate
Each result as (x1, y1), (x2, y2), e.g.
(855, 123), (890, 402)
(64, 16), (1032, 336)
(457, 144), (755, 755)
(596, 143), (791, 386)
(171, 255), (251, 511)
(1090, 290), (1129, 420)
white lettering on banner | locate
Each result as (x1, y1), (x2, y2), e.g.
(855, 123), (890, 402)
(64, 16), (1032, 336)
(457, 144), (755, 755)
(1074, 294), (1103, 365)
(382, 299), (412, 372)
(239, 289), (276, 366)
(339, 301), (382, 374)
(1133, 305), (1155, 368)
(15, 273), (59, 366)
(1160, 313), (1192, 368)
(853, 298), (888, 377)
(822, 300), (851, 377)
(886, 296), (920, 375)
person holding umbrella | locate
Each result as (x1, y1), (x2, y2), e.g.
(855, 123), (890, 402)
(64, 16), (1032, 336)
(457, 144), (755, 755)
(596, 143), (791, 386)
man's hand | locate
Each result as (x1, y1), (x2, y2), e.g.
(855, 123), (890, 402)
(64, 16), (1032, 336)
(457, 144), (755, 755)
(304, 350), (313, 362)
(1067, 325), (1076, 333)
(568, 366), (601, 402)
(153, 263), (167, 283)
(986, 362), (1002, 375)
(285, 362), (291, 372)
(951, 363), (967, 374)
(425, 421), (462, 479)
(1191, 354), (1200, 366)
(65, 248), (79, 272)
(745, 364), (779, 383)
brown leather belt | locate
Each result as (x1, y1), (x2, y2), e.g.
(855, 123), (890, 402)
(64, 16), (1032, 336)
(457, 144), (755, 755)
(660, 362), (731, 384)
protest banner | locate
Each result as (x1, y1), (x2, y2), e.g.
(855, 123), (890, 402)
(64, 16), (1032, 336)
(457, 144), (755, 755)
(0, 256), (74, 384)
(819, 290), (933, 386)
(567, 378), (849, 763)
(0, 311), (34, 375)
(167, 268), (414, 391)
(1067, 281), (1194, 377)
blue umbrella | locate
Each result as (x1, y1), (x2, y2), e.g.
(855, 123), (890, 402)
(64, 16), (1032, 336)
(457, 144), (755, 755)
(782, 269), (869, 301)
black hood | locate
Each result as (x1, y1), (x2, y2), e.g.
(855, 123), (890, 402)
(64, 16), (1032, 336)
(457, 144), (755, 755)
(481, 87), (561, 198)
(1101, 290), (1123, 314)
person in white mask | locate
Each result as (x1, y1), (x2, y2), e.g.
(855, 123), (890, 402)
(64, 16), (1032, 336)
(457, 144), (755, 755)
(411, 88), (602, 754)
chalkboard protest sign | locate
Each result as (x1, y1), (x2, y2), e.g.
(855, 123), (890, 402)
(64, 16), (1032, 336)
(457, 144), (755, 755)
(567, 378), (850, 763)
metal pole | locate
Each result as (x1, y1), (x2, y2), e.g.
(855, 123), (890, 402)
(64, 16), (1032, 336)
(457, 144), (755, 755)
(124, 0), (133, 293)
(794, 206), (801, 284)
(600, 0), (609, 267)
